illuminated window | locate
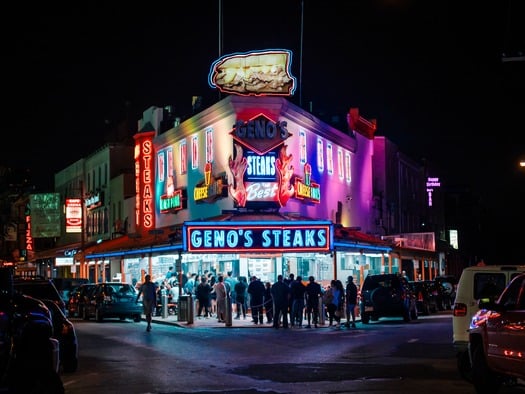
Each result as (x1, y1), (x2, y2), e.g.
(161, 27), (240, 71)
(191, 135), (199, 170)
(327, 143), (333, 175)
(337, 147), (344, 180)
(299, 129), (307, 165)
(157, 151), (165, 182)
(205, 127), (213, 164)
(317, 138), (324, 172)
(179, 141), (187, 174)
(345, 152), (351, 183)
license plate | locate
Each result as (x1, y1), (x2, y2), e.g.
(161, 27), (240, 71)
(365, 306), (373, 312)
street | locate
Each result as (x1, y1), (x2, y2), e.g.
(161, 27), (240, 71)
(61, 312), (525, 394)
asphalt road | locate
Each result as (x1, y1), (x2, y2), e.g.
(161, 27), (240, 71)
(61, 311), (525, 394)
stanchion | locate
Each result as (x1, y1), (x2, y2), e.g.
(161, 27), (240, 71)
(161, 288), (168, 318)
(187, 294), (194, 324)
(318, 297), (325, 325)
(225, 294), (232, 326)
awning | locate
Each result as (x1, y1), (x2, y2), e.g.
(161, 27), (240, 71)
(333, 226), (392, 253)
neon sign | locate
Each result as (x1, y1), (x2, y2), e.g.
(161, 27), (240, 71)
(134, 131), (155, 230)
(184, 221), (332, 253)
(194, 162), (228, 203)
(294, 163), (320, 203)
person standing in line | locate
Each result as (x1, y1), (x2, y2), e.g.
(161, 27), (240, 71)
(284, 273), (295, 323)
(305, 275), (322, 328)
(263, 281), (273, 324)
(345, 275), (358, 328)
(234, 276), (248, 319)
(212, 275), (227, 322)
(136, 274), (158, 332)
(225, 271), (238, 314)
(208, 273), (217, 317)
(290, 275), (306, 327)
(271, 274), (290, 329)
(332, 279), (345, 328)
(195, 276), (212, 318)
(165, 266), (175, 281)
(247, 276), (265, 324)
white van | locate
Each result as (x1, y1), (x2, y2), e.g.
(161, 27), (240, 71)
(453, 264), (525, 379)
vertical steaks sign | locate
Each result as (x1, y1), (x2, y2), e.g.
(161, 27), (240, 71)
(183, 221), (333, 253)
(134, 131), (156, 230)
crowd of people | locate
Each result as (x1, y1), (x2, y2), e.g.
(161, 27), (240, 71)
(141, 268), (361, 330)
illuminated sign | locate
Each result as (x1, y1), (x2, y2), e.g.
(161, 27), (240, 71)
(208, 49), (297, 97)
(294, 163), (320, 203)
(84, 192), (103, 210)
(228, 113), (296, 208)
(158, 147), (186, 213)
(184, 221), (332, 253)
(426, 177), (441, 207)
(194, 162), (228, 203)
(65, 198), (82, 233)
(134, 131), (155, 230)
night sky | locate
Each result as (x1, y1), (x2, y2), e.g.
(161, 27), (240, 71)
(3, 1), (524, 264)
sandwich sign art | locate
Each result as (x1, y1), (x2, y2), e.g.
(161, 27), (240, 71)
(208, 49), (297, 97)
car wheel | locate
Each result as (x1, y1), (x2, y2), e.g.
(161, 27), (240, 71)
(95, 307), (103, 322)
(62, 358), (78, 373)
(457, 350), (472, 382)
(471, 345), (502, 394)
(370, 287), (389, 306)
(133, 314), (142, 323)
(119, 316), (126, 321)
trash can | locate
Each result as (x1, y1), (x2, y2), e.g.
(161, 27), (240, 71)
(178, 294), (194, 323)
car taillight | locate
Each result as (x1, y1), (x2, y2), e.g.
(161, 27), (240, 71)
(453, 303), (467, 317)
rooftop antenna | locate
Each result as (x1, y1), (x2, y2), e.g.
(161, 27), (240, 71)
(299, 0), (304, 108)
(218, 0), (224, 100)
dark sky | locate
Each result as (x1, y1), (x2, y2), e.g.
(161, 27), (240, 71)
(4, 1), (525, 263)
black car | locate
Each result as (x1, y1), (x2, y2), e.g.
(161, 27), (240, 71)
(13, 276), (67, 316)
(83, 282), (143, 322)
(360, 273), (417, 323)
(68, 283), (96, 318)
(41, 298), (78, 373)
(410, 280), (439, 315)
(434, 275), (457, 310)
(1, 268), (64, 393)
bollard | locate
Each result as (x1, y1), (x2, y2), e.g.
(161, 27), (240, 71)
(225, 294), (232, 326)
(187, 294), (194, 324)
(162, 291), (168, 318)
(318, 297), (325, 325)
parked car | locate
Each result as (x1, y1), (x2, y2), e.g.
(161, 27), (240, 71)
(360, 273), (417, 323)
(468, 273), (525, 393)
(434, 275), (457, 310)
(410, 280), (439, 315)
(13, 276), (67, 316)
(0, 268), (63, 393)
(53, 277), (90, 309)
(453, 264), (525, 380)
(41, 298), (78, 373)
(68, 283), (96, 318)
(83, 282), (143, 322)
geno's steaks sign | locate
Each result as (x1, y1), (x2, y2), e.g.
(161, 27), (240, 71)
(183, 221), (332, 253)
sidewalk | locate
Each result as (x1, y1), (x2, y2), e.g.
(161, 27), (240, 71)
(150, 311), (360, 329)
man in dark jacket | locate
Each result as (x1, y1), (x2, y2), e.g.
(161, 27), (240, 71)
(247, 276), (265, 324)
(271, 274), (290, 329)
(290, 276), (306, 327)
(345, 276), (358, 328)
